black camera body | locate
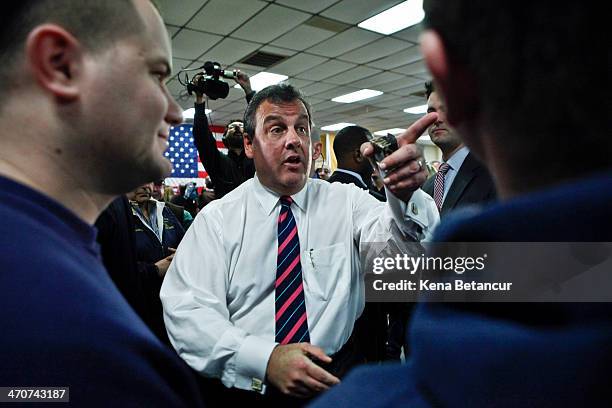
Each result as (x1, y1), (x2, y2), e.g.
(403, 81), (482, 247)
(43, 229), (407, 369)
(187, 61), (236, 100)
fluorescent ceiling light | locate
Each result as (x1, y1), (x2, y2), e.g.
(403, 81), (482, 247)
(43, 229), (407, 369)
(373, 128), (405, 136)
(182, 108), (211, 120)
(331, 89), (383, 103)
(404, 104), (428, 114)
(233, 72), (288, 92)
(320, 123), (355, 131)
(358, 0), (424, 35)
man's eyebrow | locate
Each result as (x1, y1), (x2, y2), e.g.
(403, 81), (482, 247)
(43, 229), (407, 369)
(262, 115), (285, 124)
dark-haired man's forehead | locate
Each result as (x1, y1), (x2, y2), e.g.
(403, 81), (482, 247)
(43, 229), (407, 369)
(258, 99), (310, 123)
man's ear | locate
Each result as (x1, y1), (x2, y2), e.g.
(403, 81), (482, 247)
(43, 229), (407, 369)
(420, 29), (479, 126)
(353, 148), (364, 164)
(244, 134), (254, 159)
(311, 141), (322, 161)
(26, 24), (83, 101)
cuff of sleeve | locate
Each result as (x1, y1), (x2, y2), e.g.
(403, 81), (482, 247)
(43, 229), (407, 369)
(403, 189), (432, 228)
(233, 335), (277, 392)
(387, 189), (433, 239)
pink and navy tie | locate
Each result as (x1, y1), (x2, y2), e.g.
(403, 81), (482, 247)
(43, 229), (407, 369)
(275, 196), (310, 345)
(433, 162), (451, 211)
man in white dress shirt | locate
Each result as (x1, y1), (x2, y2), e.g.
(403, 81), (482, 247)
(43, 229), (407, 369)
(161, 83), (438, 404)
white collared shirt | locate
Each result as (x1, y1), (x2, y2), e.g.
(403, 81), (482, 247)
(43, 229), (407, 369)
(441, 146), (470, 203)
(160, 175), (438, 392)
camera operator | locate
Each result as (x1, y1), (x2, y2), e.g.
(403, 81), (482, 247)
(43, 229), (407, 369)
(192, 70), (255, 198)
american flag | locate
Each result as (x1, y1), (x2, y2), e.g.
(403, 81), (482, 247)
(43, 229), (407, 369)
(164, 124), (227, 186)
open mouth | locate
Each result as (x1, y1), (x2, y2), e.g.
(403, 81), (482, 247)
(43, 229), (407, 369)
(284, 155), (301, 164)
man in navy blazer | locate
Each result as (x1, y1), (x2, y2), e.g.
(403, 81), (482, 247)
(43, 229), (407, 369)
(421, 81), (496, 217)
(311, 1), (611, 406)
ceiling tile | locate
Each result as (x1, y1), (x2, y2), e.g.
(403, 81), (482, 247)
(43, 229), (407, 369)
(391, 23), (425, 44)
(366, 45), (422, 70)
(198, 38), (262, 66)
(349, 71), (405, 89)
(157, 0), (204, 26)
(172, 58), (195, 74)
(275, 0), (339, 13)
(258, 45), (298, 58)
(166, 24), (180, 37)
(232, 4), (311, 43)
(321, 0), (404, 24)
(376, 76), (424, 93)
(388, 82), (427, 98)
(339, 37), (409, 64)
(377, 98), (414, 110)
(272, 54), (329, 76)
(400, 96), (425, 108)
(307, 27), (381, 58)
(314, 85), (361, 100)
(285, 79), (314, 89)
(187, 0), (267, 35)
(294, 60), (356, 81)
(392, 60), (429, 76)
(271, 25), (338, 51)
(172, 29), (223, 60)
(323, 66), (381, 85)
(301, 82), (339, 97)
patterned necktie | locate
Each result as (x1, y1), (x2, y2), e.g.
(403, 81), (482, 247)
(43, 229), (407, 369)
(275, 196), (310, 345)
(433, 162), (451, 211)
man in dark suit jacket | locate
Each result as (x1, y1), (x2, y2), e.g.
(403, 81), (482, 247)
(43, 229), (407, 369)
(421, 81), (496, 217)
(312, 1), (611, 406)
(328, 126), (386, 201)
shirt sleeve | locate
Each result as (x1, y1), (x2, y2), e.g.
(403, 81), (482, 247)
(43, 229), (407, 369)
(160, 206), (277, 392)
(352, 186), (439, 244)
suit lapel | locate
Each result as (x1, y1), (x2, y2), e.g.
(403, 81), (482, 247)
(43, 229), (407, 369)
(441, 153), (478, 215)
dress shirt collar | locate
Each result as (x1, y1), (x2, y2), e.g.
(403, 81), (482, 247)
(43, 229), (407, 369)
(445, 145), (470, 171)
(334, 168), (368, 189)
(252, 174), (308, 216)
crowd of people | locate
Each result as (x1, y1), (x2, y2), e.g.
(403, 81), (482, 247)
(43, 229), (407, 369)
(1, 0), (609, 407)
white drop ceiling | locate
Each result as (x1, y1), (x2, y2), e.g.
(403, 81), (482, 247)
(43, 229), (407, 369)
(159, 0), (432, 136)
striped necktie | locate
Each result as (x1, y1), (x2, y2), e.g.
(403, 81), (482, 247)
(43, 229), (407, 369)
(275, 196), (310, 345)
(433, 162), (451, 211)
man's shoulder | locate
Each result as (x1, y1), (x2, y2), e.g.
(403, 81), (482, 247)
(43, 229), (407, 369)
(435, 172), (612, 241)
(328, 170), (364, 187)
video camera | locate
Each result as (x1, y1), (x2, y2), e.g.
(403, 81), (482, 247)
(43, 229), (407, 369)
(180, 61), (237, 100)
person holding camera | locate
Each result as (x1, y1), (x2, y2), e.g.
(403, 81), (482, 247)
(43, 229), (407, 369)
(192, 70), (256, 198)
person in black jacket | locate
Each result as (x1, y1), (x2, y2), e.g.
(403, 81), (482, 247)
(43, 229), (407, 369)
(125, 183), (185, 344)
(192, 71), (255, 198)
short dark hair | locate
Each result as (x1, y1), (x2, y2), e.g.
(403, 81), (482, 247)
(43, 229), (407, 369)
(333, 125), (371, 161)
(0, 0), (145, 99)
(423, 0), (608, 174)
(424, 81), (435, 100)
(243, 83), (313, 140)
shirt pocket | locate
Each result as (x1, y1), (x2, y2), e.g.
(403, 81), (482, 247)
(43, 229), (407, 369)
(302, 243), (348, 301)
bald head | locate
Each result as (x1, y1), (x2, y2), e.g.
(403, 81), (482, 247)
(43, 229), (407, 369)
(0, 0), (146, 102)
